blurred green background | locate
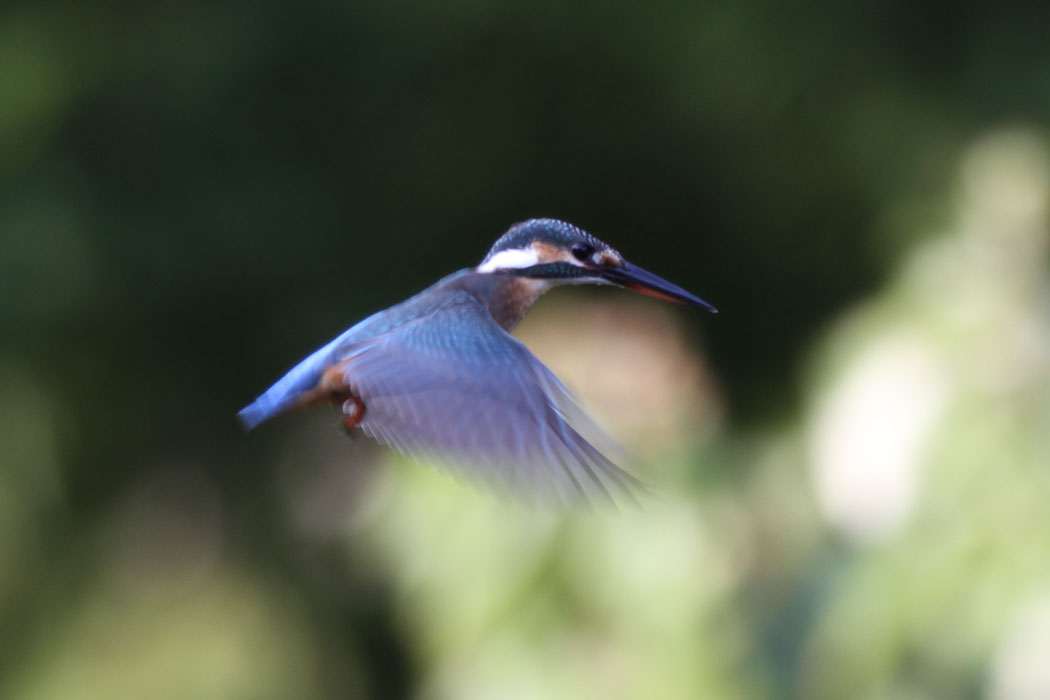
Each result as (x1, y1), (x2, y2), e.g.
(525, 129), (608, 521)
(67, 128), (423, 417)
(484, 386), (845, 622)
(3, 1), (1050, 698)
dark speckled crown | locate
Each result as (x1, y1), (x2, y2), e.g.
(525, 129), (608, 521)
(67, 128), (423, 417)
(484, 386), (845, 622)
(483, 219), (608, 262)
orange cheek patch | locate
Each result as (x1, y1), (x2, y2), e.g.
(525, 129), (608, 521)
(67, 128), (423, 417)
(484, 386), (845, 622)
(599, 250), (624, 267)
(531, 241), (566, 264)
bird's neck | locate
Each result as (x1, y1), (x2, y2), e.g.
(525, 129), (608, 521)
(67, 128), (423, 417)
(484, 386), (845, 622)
(490, 276), (552, 330)
(458, 272), (551, 331)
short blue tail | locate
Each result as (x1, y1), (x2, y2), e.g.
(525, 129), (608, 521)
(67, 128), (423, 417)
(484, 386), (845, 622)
(238, 344), (334, 430)
(238, 397), (293, 430)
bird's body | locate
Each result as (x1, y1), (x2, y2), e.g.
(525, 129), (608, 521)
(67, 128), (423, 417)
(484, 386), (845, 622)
(240, 219), (715, 505)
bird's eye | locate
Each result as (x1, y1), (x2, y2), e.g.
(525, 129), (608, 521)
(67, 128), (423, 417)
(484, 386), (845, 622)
(571, 242), (594, 262)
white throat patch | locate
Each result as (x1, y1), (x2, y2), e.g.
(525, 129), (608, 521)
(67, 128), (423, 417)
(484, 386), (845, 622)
(476, 247), (540, 273)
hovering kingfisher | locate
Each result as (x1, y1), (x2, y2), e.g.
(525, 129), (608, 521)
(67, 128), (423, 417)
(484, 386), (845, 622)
(240, 219), (716, 505)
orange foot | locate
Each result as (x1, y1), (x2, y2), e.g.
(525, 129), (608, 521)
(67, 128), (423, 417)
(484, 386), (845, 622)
(338, 393), (366, 432)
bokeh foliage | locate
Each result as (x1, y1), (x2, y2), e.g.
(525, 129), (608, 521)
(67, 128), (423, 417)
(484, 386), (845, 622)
(2, 1), (1049, 698)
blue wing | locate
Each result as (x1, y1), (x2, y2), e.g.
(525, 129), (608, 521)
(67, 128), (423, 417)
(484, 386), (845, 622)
(334, 295), (640, 506)
(238, 291), (458, 430)
(240, 289), (641, 506)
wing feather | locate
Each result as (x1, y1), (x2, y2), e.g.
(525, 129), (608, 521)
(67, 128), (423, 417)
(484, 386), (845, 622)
(332, 296), (641, 506)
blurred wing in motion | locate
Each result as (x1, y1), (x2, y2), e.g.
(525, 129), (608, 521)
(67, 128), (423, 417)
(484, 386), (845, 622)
(333, 295), (641, 507)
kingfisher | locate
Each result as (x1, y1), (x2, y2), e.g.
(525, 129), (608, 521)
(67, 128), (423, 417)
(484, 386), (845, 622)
(240, 219), (716, 505)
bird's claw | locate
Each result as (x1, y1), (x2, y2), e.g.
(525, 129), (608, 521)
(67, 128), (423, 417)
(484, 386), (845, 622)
(338, 393), (366, 433)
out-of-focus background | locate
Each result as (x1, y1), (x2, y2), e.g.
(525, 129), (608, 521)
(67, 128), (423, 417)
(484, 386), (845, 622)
(3, 1), (1049, 698)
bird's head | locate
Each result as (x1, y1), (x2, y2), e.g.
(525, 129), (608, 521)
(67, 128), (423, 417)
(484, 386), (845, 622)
(477, 219), (717, 312)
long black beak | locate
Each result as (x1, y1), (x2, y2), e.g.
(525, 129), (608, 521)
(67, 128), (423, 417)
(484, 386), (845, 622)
(601, 261), (718, 313)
